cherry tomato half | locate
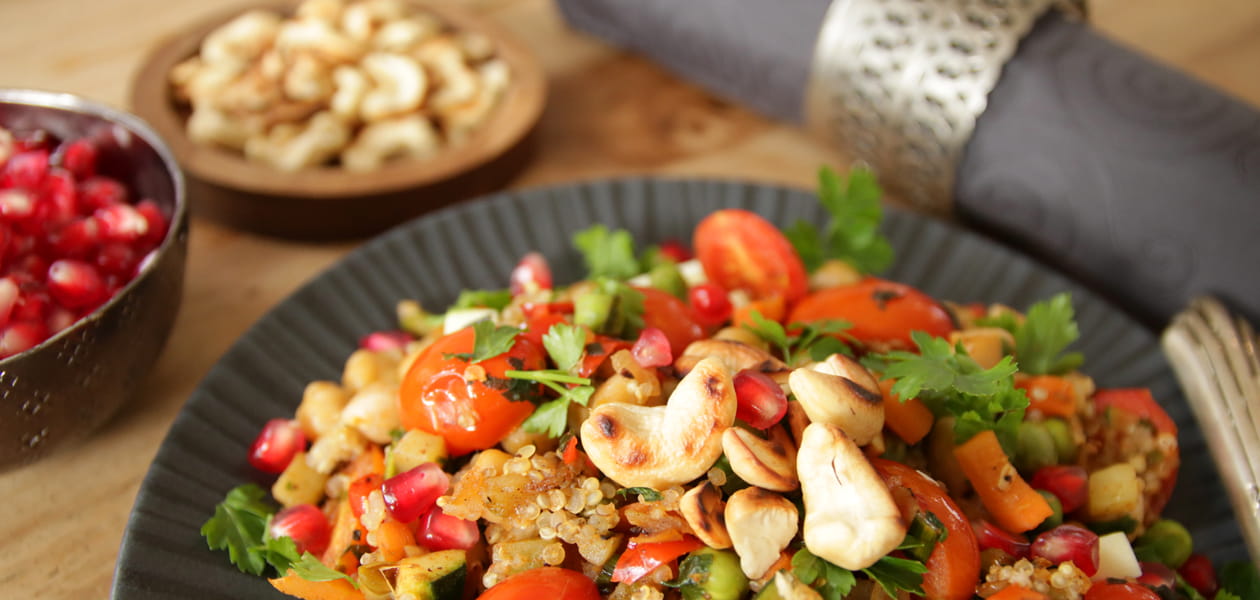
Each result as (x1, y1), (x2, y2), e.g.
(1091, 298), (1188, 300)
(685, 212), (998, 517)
(637, 287), (704, 356)
(693, 209), (808, 304)
(477, 567), (600, 600)
(788, 277), (954, 349)
(399, 326), (546, 456)
(612, 536), (705, 584)
(1091, 388), (1180, 515)
(872, 458), (980, 600)
(1083, 582), (1161, 600)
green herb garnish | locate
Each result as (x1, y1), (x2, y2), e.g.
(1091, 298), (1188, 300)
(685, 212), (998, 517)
(574, 224), (641, 280)
(450, 289), (513, 311)
(785, 166), (893, 275)
(445, 320), (519, 362)
(742, 310), (853, 366)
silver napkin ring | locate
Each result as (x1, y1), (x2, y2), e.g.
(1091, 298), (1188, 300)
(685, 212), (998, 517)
(805, 0), (1086, 215)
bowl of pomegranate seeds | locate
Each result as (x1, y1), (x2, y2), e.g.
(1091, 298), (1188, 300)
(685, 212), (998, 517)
(0, 88), (188, 470)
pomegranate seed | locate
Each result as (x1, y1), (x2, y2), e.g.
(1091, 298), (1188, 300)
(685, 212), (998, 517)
(359, 330), (411, 352)
(41, 168), (79, 225)
(658, 240), (692, 263)
(1, 150), (49, 189)
(1030, 465), (1089, 514)
(270, 504), (331, 557)
(381, 463), (450, 523)
(1031, 524), (1100, 576)
(95, 204), (148, 242)
(12, 286), (49, 322)
(688, 283), (733, 327)
(1177, 553), (1218, 598)
(13, 131), (49, 153)
(631, 327), (672, 368)
(733, 369), (787, 429)
(94, 241), (138, 276)
(417, 506), (480, 551)
(509, 251), (552, 296)
(1136, 561), (1177, 590)
(135, 199), (167, 245)
(53, 138), (97, 179)
(247, 418), (307, 474)
(0, 320), (47, 358)
(0, 278), (17, 327)
(49, 217), (101, 258)
(0, 189), (35, 220)
(47, 307), (77, 334)
(78, 176), (127, 210)
(974, 519), (1031, 559)
(47, 259), (106, 309)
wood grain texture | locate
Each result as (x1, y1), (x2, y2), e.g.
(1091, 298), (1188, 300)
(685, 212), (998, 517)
(0, 0), (1255, 597)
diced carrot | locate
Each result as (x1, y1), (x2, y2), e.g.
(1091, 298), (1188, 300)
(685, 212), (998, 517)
(1017, 375), (1076, 418)
(879, 379), (934, 445)
(987, 584), (1049, 600)
(322, 498), (367, 566)
(270, 572), (364, 600)
(561, 436), (580, 465)
(340, 445), (385, 481)
(733, 294), (785, 329)
(954, 430), (1054, 533)
(375, 519), (417, 563)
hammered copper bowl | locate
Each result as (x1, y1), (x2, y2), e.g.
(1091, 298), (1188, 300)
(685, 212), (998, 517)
(0, 89), (188, 471)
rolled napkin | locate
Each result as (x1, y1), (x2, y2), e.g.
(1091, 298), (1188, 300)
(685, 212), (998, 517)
(556, 0), (1260, 328)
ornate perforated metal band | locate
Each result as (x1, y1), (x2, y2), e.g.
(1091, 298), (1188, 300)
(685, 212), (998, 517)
(805, 0), (1086, 214)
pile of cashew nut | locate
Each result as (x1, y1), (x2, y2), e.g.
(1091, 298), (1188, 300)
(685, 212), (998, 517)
(169, 0), (512, 172)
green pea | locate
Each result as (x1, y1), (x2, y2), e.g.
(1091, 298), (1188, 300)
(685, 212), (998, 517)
(678, 548), (748, 600)
(1015, 421), (1059, 474)
(574, 291), (613, 331)
(648, 261), (687, 299)
(1042, 418), (1077, 463)
(1036, 489), (1064, 530)
(1134, 519), (1193, 568)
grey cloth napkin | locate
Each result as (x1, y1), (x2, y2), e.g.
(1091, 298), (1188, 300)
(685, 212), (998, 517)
(556, 0), (1260, 328)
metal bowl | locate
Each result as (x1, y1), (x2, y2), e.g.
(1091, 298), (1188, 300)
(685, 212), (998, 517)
(0, 89), (188, 471)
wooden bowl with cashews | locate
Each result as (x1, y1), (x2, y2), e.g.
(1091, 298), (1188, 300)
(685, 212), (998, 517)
(130, 0), (545, 239)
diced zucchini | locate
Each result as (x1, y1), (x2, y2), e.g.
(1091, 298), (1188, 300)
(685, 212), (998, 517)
(272, 452), (328, 507)
(393, 429), (448, 472)
(395, 549), (467, 600)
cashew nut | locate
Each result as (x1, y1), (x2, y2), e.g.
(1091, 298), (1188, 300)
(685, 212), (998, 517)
(416, 37), (478, 112)
(275, 18), (364, 64)
(201, 10), (282, 65)
(580, 357), (736, 489)
(329, 65), (369, 121)
(339, 381), (400, 444)
(373, 16), (441, 52)
(283, 53), (335, 103)
(797, 423), (905, 570)
(675, 339), (789, 381)
(439, 58), (510, 143)
(722, 425), (798, 492)
(244, 111), (351, 172)
(725, 487), (798, 579)
(359, 52), (427, 122)
(294, 0), (345, 24)
(341, 113), (439, 171)
(788, 354), (884, 446)
(768, 571), (823, 600)
(186, 106), (262, 150)
(680, 482), (731, 549)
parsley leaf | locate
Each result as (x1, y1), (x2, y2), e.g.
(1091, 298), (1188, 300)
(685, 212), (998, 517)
(867, 331), (1027, 451)
(1015, 293), (1084, 375)
(742, 310), (853, 366)
(862, 556), (927, 598)
(511, 370), (594, 437)
(791, 548), (857, 600)
(543, 323), (587, 373)
(1219, 561), (1260, 600)
(447, 320), (519, 363)
(786, 166), (893, 274)
(202, 484), (275, 576)
(451, 289), (513, 311)
(616, 487), (664, 502)
(574, 225), (641, 280)
(290, 552), (357, 586)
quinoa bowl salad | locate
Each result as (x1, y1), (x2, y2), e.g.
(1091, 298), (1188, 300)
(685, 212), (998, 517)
(113, 174), (1253, 600)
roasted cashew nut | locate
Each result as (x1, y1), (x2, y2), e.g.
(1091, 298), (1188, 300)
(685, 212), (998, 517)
(797, 423), (905, 570)
(721, 425), (798, 492)
(580, 357), (736, 490)
(788, 353), (884, 446)
(340, 114), (439, 171)
(674, 339), (789, 381)
(680, 482), (731, 549)
(725, 487), (798, 579)
(359, 52), (427, 122)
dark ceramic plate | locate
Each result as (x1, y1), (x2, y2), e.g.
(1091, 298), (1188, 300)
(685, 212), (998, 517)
(112, 179), (1247, 599)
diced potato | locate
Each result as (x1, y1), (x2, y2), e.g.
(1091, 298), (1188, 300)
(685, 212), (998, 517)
(393, 429), (449, 472)
(297, 381), (348, 439)
(1088, 463), (1143, 522)
(1094, 531), (1142, 580)
(272, 451), (330, 507)
(949, 327), (1014, 370)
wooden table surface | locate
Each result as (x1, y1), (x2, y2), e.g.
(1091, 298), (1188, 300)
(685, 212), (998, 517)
(0, 0), (1255, 597)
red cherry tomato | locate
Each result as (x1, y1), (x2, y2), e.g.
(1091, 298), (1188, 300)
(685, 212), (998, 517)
(788, 277), (955, 349)
(637, 287), (704, 356)
(1083, 582), (1161, 600)
(688, 283), (733, 328)
(611, 536), (705, 584)
(347, 473), (383, 519)
(477, 567), (600, 600)
(399, 326), (546, 456)
(1030, 465), (1089, 514)
(1092, 388), (1180, 515)
(872, 458), (980, 600)
(693, 209), (808, 303)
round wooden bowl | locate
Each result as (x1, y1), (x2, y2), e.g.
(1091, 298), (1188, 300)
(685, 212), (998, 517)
(129, 1), (545, 240)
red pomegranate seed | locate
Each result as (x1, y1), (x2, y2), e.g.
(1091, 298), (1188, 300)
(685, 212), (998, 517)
(733, 369), (787, 429)
(94, 204), (148, 242)
(47, 259), (106, 309)
(1136, 561), (1177, 590)
(94, 241), (138, 276)
(78, 176), (127, 210)
(12, 286), (49, 322)
(688, 283), (733, 327)
(509, 251), (552, 296)
(631, 327), (672, 368)
(53, 138), (97, 179)
(0, 277), (18, 327)
(658, 240), (692, 263)
(269, 504), (331, 557)
(973, 519), (1030, 559)
(13, 131), (49, 153)
(1031, 524), (1100, 576)
(1, 150), (49, 189)
(417, 506), (480, 551)
(359, 330), (411, 351)
(47, 307), (78, 334)
(1177, 553), (1218, 598)
(381, 463), (450, 523)
(135, 199), (167, 245)
(49, 217), (101, 258)
(1030, 465), (1089, 514)
(0, 320), (47, 358)
(0, 189), (35, 220)
(41, 168), (79, 225)
(247, 418), (307, 474)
